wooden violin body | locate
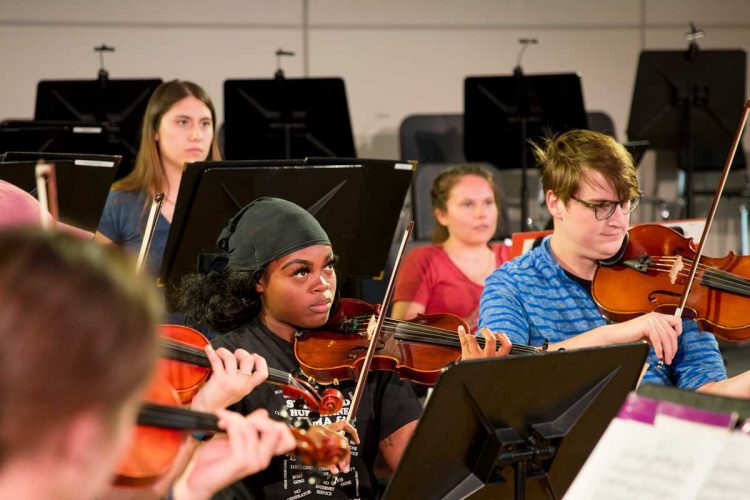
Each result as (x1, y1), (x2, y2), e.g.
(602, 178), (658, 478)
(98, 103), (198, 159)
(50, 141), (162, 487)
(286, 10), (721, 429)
(159, 324), (344, 414)
(115, 374), (351, 487)
(114, 375), (186, 487)
(295, 298), (540, 386)
(592, 224), (750, 341)
(295, 298), (468, 386)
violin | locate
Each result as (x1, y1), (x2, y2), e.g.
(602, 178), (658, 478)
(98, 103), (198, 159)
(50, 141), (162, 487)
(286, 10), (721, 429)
(593, 223), (750, 342)
(159, 324), (344, 415)
(294, 297), (539, 386)
(115, 375), (350, 487)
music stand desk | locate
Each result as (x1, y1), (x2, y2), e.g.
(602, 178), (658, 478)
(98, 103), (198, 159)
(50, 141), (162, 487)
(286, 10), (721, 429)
(223, 77), (356, 160)
(383, 342), (649, 500)
(160, 158), (413, 294)
(0, 155), (119, 231)
(464, 73), (588, 230)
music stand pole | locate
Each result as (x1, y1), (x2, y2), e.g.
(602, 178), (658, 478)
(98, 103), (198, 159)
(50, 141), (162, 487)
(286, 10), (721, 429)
(520, 116), (529, 230)
(684, 102), (695, 217)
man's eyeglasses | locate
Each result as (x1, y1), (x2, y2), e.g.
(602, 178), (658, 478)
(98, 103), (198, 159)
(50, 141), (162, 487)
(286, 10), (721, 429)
(570, 193), (642, 220)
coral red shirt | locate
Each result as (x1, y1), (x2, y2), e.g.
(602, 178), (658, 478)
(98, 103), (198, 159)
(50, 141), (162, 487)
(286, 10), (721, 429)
(393, 243), (511, 332)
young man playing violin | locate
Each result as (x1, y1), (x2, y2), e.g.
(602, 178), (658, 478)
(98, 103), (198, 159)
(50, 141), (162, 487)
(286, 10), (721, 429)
(0, 228), (297, 500)
(480, 129), (750, 397)
(174, 197), (508, 500)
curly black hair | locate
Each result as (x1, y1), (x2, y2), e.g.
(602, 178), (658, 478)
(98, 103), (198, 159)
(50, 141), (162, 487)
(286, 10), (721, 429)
(171, 268), (262, 333)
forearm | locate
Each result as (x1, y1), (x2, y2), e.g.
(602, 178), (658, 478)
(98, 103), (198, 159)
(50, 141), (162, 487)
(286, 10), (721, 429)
(697, 370), (750, 399)
(548, 324), (619, 351)
(379, 420), (418, 472)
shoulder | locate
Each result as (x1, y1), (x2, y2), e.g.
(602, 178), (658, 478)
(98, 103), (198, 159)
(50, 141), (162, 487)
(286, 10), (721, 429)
(108, 189), (147, 203)
(498, 238), (553, 274)
(405, 244), (443, 261)
(485, 241), (556, 296)
(490, 246), (538, 278)
(401, 244), (446, 274)
(211, 324), (254, 351)
(103, 189), (148, 211)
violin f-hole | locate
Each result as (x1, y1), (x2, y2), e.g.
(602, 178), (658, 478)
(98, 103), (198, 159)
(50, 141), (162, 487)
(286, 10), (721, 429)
(346, 342), (386, 360)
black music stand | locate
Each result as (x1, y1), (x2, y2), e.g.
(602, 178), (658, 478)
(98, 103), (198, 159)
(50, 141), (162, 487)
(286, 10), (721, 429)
(383, 342), (649, 500)
(2, 150), (122, 177)
(34, 78), (162, 175)
(464, 73), (588, 231)
(223, 78), (356, 160)
(627, 50), (747, 217)
(0, 120), (126, 167)
(159, 158), (413, 295)
(0, 156), (119, 231)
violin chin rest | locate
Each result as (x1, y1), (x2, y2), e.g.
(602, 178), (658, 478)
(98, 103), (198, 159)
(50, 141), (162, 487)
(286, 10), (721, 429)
(598, 232), (629, 267)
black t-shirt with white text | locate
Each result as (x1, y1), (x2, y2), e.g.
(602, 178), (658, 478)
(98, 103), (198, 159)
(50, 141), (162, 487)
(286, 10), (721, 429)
(211, 316), (423, 500)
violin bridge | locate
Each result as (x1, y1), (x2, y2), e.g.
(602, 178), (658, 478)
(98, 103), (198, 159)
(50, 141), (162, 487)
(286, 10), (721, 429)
(669, 255), (684, 284)
(366, 315), (377, 339)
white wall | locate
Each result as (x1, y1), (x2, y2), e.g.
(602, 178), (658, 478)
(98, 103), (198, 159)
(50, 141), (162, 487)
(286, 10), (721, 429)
(2, 0), (750, 251)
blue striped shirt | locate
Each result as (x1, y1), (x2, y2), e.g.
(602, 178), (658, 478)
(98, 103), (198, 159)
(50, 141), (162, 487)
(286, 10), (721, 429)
(479, 237), (727, 389)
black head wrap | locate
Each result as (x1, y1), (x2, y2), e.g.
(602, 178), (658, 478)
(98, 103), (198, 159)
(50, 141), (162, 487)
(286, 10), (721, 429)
(207, 197), (330, 275)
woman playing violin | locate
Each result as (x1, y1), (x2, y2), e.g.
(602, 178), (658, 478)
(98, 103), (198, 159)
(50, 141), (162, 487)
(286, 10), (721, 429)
(0, 228), (295, 500)
(174, 197), (506, 499)
(480, 129), (750, 397)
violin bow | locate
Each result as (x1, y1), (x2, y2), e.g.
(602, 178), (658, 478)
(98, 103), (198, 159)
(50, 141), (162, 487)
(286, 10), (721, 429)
(674, 99), (750, 317)
(34, 161), (59, 230)
(135, 192), (165, 274)
(346, 220), (414, 425)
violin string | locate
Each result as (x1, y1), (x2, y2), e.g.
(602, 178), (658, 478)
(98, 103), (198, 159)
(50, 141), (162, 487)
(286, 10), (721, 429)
(648, 257), (750, 290)
(160, 338), (298, 388)
(344, 316), (537, 353)
(641, 261), (750, 296)
(644, 256), (750, 295)
(138, 403), (220, 431)
(667, 257), (750, 290)
(381, 318), (539, 353)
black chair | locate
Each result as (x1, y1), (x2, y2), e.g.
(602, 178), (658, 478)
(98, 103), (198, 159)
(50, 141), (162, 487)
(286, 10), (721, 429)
(586, 111), (617, 140)
(399, 114), (464, 163)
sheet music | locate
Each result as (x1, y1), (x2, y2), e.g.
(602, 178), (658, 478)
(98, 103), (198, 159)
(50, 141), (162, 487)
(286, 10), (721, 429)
(565, 395), (734, 500)
(695, 431), (750, 500)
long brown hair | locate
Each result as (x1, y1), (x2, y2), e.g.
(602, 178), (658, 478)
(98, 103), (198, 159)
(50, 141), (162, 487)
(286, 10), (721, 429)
(113, 80), (221, 195)
(0, 229), (162, 459)
(430, 164), (500, 243)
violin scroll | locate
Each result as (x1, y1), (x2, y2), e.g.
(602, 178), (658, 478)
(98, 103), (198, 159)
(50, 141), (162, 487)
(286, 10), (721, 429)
(289, 425), (351, 468)
(280, 379), (344, 416)
(319, 389), (346, 415)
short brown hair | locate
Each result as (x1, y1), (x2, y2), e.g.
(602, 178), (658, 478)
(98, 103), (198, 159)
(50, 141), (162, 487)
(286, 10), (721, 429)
(531, 129), (639, 203)
(430, 164), (500, 243)
(0, 229), (162, 459)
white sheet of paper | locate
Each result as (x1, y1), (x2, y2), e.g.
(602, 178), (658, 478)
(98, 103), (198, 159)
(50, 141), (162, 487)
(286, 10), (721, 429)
(564, 413), (731, 499)
(695, 431), (750, 500)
